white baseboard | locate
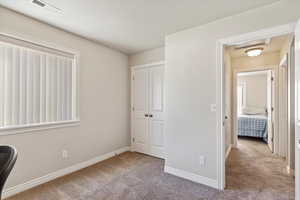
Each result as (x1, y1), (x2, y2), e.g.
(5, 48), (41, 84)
(225, 145), (232, 160)
(2, 146), (130, 199)
(164, 166), (218, 189)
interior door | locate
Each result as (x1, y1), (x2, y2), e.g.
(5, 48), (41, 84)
(132, 68), (149, 154)
(288, 38), (295, 175)
(267, 70), (274, 152)
(279, 58), (289, 158)
(294, 19), (300, 200)
(148, 65), (164, 158)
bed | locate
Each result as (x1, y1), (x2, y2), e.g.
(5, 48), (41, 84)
(238, 114), (268, 142)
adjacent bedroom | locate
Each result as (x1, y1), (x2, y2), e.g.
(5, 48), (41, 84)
(237, 71), (270, 147)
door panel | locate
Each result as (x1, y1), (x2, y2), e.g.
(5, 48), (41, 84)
(134, 70), (148, 111)
(151, 121), (164, 147)
(149, 65), (165, 158)
(151, 68), (164, 112)
(133, 118), (148, 153)
(132, 68), (149, 154)
(149, 66), (164, 116)
(150, 120), (164, 157)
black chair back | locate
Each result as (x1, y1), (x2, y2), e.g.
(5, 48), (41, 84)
(0, 146), (17, 200)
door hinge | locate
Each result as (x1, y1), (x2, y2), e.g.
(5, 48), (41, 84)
(132, 107), (135, 111)
(271, 107), (274, 112)
(271, 77), (274, 81)
(132, 137), (135, 143)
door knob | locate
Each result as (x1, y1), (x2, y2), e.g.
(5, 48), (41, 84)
(145, 114), (149, 117)
(149, 114), (153, 118)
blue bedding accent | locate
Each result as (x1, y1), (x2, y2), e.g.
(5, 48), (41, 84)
(238, 115), (268, 142)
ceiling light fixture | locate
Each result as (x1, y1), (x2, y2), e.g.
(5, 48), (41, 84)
(245, 48), (263, 57)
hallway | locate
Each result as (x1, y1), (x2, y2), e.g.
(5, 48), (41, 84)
(226, 138), (295, 200)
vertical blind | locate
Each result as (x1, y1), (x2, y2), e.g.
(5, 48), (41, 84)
(0, 39), (78, 130)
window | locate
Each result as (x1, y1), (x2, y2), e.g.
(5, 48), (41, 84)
(237, 83), (246, 115)
(0, 34), (79, 134)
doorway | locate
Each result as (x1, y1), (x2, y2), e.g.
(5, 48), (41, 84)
(235, 70), (274, 152)
(217, 23), (296, 199)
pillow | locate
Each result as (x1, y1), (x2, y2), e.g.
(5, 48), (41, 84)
(242, 107), (266, 115)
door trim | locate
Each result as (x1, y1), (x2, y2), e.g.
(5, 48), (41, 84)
(130, 61), (165, 69)
(130, 61), (165, 157)
(216, 22), (296, 190)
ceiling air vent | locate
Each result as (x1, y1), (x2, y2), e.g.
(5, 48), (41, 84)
(30, 0), (63, 14)
(234, 38), (271, 50)
(32, 0), (46, 7)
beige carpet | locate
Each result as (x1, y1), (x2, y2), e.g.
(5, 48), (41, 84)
(225, 137), (294, 200)
(7, 138), (294, 200)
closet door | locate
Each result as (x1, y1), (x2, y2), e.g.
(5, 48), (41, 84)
(148, 65), (165, 158)
(132, 68), (149, 154)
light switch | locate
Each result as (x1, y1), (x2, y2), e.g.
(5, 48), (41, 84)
(62, 150), (68, 159)
(210, 104), (216, 112)
(199, 156), (206, 166)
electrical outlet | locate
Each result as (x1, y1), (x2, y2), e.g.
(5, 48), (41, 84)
(62, 150), (68, 159)
(199, 156), (206, 167)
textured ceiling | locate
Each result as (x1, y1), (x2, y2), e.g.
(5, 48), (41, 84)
(0, 0), (280, 54)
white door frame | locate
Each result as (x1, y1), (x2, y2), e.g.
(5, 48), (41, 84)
(130, 61), (165, 153)
(278, 55), (289, 158)
(232, 67), (277, 150)
(216, 22), (296, 190)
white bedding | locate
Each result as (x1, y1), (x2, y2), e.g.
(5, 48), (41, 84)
(242, 107), (266, 115)
(238, 114), (267, 119)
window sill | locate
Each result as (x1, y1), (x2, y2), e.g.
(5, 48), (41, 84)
(0, 120), (80, 136)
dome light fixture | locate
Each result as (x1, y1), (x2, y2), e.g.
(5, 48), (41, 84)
(245, 47), (263, 57)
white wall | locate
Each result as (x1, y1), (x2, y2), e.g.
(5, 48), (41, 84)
(232, 51), (280, 69)
(280, 35), (293, 59)
(129, 47), (164, 66)
(165, 0), (300, 182)
(238, 74), (268, 109)
(0, 7), (130, 189)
